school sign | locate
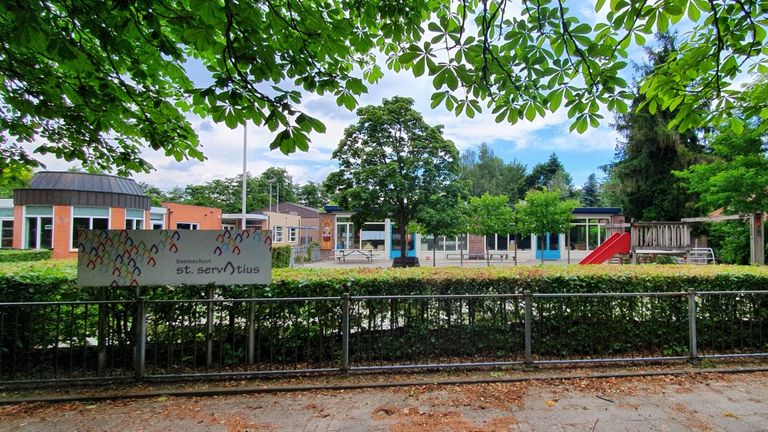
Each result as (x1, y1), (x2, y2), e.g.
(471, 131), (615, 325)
(77, 229), (272, 287)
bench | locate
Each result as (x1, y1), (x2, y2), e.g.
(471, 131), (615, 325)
(446, 252), (509, 261)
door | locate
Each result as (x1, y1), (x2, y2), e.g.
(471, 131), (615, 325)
(390, 224), (416, 258)
(535, 233), (560, 260)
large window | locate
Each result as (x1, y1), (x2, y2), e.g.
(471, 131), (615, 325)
(335, 216), (358, 249)
(569, 218), (609, 250)
(289, 227), (297, 243)
(361, 222), (385, 250)
(0, 207), (12, 248)
(273, 226), (284, 242)
(125, 209), (144, 230)
(72, 207), (110, 249)
(1, 220), (13, 248)
(25, 206), (53, 250)
(176, 222), (199, 230)
(421, 235), (465, 252)
(150, 212), (165, 229)
(486, 234), (512, 251)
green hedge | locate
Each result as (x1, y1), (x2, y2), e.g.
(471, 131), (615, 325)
(0, 249), (51, 263)
(272, 245), (291, 269)
(2, 261), (768, 301)
(1, 262), (767, 370)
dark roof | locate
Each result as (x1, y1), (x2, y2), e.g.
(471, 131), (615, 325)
(572, 207), (622, 215)
(256, 202), (320, 218)
(15, 171), (150, 209)
(28, 172), (146, 196)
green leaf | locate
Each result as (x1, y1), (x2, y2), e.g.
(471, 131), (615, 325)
(730, 117), (744, 135)
(687, 3), (700, 21)
(595, 0), (606, 12)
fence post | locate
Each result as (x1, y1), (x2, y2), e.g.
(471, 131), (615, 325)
(247, 286), (255, 366)
(206, 286), (214, 370)
(524, 290), (533, 366)
(688, 288), (699, 362)
(97, 286), (107, 375)
(341, 293), (350, 373)
(134, 297), (147, 382)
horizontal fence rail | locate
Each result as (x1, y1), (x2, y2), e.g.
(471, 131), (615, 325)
(1, 290), (767, 386)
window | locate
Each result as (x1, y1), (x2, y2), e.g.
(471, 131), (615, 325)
(25, 206), (53, 250)
(1, 220), (13, 248)
(71, 207), (110, 249)
(150, 212), (165, 229)
(569, 217), (609, 250)
(125, 209), (144, 230)
(289, 227), (297, 242)
(273, 226), (284, 242)
(176, 222), (199, 230)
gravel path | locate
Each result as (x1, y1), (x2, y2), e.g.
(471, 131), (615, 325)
(2, 372), (767, 431)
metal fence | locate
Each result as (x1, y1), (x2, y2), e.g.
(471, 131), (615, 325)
(1, 290), (767, 386)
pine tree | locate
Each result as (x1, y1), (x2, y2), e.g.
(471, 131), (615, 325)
(607, 33), (705, 221)
(580, 174), (601, 207)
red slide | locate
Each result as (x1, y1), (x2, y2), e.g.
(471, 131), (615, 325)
(579, 232), (631, 264)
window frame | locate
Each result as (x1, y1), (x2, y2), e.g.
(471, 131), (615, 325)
(71, 206), (111, 250)
(273, 226), (284, 242)
(176, 222), (200, 230)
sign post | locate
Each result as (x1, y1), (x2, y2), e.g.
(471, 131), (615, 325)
(77, 229), (272, 287)
(78, 229), (273, 375)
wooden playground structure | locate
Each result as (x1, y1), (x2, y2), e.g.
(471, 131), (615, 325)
(581, 213), (765, 265)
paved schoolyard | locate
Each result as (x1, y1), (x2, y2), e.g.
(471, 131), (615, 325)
(3, 372), (767, 431)
(299, 257), (575, 269)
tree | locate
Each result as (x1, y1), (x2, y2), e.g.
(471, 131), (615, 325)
(460, 143), (526, 202)
(676, 123), (768, 216)
(3, 2), (763, 174)
(0, 163), (32, 198)
(515, 189), (578, 265)
(411, 196), (468, 267)
(184, 174), (267, 213)
(257, 167), (297, 206)
(580, 174), (601, 207)
(463, 193), (516, 266)
(137, 182), (168, 207)
(607, 33), (705, 221)
(296, 182), (329, 209)
(523, 153), (575, 199)
(325, 97), (462, 265)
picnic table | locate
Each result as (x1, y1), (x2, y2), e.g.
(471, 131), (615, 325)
(335, 249), (375, 262)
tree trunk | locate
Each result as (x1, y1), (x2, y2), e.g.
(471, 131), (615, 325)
(400, 220), (408, 260)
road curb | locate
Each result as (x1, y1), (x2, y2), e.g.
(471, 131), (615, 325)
(2, 366), (767, 405)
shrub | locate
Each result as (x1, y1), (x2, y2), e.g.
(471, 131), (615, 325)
(272, 245), (291, 269)
(0, 249), (52, 263)
(2, 263), (768, 366)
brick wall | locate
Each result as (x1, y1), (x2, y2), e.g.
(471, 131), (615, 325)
(111, 208), (126, 229)
(163, 203), (222, 230)
(52, 205), (72, 259)
(468, 234), (485, 255)
(12, 205), (22, 249)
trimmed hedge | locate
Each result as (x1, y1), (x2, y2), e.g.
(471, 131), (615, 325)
(2, 261), (768, 302)
(0, 249), (51, 263)
(1, 262), (767, 369)
(272, 245), (291, 269)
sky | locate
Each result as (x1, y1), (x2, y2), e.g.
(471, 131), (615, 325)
(26, 1), (670, 192)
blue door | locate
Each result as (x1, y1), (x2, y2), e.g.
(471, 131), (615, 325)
(390, 225), (416, 259)
(535, 233), (561, 260)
